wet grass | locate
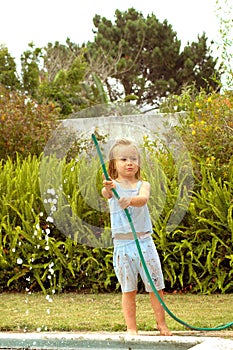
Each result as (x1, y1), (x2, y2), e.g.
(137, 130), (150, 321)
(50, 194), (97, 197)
(0, 292), (233, 333)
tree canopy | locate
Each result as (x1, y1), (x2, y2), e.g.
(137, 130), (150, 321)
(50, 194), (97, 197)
(0, 8), (223, 113)
(87, 8), (221, 107)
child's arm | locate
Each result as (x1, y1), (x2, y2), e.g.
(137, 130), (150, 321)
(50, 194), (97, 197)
(118, 181), (150, 209)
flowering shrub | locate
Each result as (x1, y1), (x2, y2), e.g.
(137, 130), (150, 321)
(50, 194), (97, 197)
(0, 85), (59, 160)
(160, 87), (233, 179)
(184, 92), (233, 164)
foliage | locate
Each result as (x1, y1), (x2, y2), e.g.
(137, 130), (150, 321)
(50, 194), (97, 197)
(153, 161), (233, 294)
(0, 46), (20, 90)
(160, 87), (233, 176)
(0, 154), (116, 294)
(86, 8), (221, 107)
(1, 9), (222, 114)
(215, 0), (233, 90)
(21, 42), (42, 97)
(0, 41), (109, 117)
(0, 85), (60, 160)
(155, 86), (233, 293)
(20, 41), (108, 115)
(176, 35), (222, 93)
(0, 140), (232, 294)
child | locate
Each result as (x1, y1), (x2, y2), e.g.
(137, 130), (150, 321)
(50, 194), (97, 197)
(102, 138), (172, 336)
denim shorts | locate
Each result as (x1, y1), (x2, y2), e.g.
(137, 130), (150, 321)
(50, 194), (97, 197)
(113, 236), (165, 293)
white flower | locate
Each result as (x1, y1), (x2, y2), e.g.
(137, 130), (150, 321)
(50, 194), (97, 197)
(17, 258), (23, 264)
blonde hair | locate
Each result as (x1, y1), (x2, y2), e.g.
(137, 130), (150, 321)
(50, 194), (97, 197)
(108, 138), (141, 179)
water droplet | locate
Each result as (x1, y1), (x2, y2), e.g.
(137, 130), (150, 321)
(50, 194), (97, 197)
(46, 216), (54, 223)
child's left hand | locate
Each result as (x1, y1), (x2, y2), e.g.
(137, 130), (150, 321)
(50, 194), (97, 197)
(118, 197), (132, 209)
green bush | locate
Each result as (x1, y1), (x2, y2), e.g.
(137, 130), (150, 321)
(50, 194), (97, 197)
(156, 159), (233, 294)
(157, 87), (233, 293)
(0, 150), (232, 294)
(0, 155), (116, 293)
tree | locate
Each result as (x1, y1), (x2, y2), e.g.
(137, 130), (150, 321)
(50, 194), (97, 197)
(21, 42), (42, 97)
(0, 46), (20, 90)
(87, 8), (222, 108)
(38, 41), (89, 115)
(176, 34), (222, 92)
(20, 40), (108, 115)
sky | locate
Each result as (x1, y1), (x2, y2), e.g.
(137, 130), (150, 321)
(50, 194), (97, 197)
(1, 0), (222, 66)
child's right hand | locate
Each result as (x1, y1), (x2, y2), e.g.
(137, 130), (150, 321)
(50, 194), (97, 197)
(102, 174), (115, 198)
(103, 179), (115, 190)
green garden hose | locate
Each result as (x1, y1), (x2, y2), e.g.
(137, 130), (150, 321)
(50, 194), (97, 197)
(92, 133), (233, 331)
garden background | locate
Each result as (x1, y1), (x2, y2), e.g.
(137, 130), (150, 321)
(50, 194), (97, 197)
(0, 5), (232, 299)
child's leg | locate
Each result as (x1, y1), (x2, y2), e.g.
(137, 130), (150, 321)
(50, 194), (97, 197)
(149, 290), (172, 336)
(122, 290), (137, 335)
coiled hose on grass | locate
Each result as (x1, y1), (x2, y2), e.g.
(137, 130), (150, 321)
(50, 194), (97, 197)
(92, 133), (233, 331)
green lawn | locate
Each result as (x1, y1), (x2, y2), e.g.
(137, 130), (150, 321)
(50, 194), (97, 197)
(0, 292), (233, 334)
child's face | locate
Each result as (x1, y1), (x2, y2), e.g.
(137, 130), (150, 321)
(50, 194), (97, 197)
(113, 145), (139, 179)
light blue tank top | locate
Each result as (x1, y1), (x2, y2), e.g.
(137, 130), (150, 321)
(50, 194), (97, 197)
(109, 180), (153, 237)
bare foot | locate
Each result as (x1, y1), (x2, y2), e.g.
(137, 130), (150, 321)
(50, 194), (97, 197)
(157, 324), (172, 336)
(127, 329), (138, 336)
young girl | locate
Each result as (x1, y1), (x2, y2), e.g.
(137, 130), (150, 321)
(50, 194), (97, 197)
(102, 138), (172, 336)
